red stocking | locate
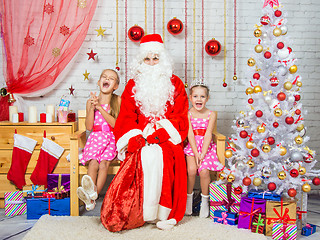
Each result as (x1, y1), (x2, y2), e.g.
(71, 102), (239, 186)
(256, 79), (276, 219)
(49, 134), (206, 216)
(30, 138), (64, 187)
(7, 134), (37, 190)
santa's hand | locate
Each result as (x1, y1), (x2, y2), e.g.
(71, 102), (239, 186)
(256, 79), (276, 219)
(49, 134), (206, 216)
(147, 128), (170, 144)
(127, 135), (146, 153)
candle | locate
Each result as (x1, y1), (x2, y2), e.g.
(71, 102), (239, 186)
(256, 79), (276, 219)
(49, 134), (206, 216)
(28, 106), (37, 123)
(9, 106), (18, 122)
(12, 113), (19, 123)
(46, 104), (55, 123)
(46, 113), (53, 123)
(18, 112), (24, 122)
(40, 113), (46, 123)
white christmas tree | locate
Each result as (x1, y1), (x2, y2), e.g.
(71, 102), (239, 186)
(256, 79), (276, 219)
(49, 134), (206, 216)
(220, 0), (320, 199)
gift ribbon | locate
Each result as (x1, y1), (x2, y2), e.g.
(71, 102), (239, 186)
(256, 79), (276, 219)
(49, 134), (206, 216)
(267, 199), (295, 225)
(213, 211), (236, 225)
(252, 213), (264, 233)
(296, 207), (307, 220)
(24, 185), (46, 197)
(281, 223), (290, 240)
(239, 198), (262, 229)
(305, 224), (314, 234)
(42, 192), (55, 215)
(210, 183), (240, 212)
(5, 199), (26, 205)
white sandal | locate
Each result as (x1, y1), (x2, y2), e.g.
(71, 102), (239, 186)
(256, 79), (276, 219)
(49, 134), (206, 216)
(76, 186), (96, 211)
(81, 175), (98, 200)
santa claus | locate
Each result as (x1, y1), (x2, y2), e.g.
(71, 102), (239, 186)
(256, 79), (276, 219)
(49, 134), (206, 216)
(100, 34), (189, 231)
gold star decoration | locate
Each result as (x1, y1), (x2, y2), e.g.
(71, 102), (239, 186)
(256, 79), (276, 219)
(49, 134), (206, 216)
(95, 26), (106, 37)
(83, 70), (90, 81)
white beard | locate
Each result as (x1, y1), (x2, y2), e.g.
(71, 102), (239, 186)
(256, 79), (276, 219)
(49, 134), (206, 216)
(134, 63), (175, 120)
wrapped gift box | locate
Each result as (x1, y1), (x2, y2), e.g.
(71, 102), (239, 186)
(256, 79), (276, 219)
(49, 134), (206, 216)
(47, 174), (70, 191)
(266, 200), (296, 236)
(301, 223), (316, 236)
(26, 197), (70, 219)
(272, 223), (297, 240)
(251, 213), (265, 234)
(238, 196), (266, 230)
(209, 183), (241, 219)
(212, 210), (238, 225)
(248, 189), (281, 201)
(4, 191), (26, 217)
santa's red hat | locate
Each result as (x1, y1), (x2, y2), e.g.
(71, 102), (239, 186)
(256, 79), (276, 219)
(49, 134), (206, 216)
(140, 34), (164, 53)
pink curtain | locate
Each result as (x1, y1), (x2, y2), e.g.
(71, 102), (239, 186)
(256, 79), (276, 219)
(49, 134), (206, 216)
(0, 0), (98, 120)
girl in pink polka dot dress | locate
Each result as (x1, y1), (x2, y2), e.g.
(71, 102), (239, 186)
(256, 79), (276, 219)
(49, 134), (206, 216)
(77, 69), (121, 211)
(184, 82), (223, 218)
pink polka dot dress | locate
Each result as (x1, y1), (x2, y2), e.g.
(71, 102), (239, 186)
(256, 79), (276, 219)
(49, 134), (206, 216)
(184, 111), (223, 173)
(80, 104), (117, 165)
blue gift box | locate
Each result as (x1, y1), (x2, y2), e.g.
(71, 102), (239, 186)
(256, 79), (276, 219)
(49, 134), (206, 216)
(301, 223), (316, 236)
(212, 210), (238, 225)
(26, 197), (70, 219)
(247, 189), (281, 201)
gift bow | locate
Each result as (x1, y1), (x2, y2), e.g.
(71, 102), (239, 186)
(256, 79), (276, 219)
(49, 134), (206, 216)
(24, 185), (46, 197)
(210, 183), (240, 212)
(267, 200), (295, 225)
(305, 224), (314, 234)
(252, 213), (265, 233)
(296, 207), (307, 220)
(213, 211), (235, 225)
(281, 223), (290, 240)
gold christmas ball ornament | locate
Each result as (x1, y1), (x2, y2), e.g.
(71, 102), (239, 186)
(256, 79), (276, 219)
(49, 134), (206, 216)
(295, 136), (303, 144)
(219, 171), (226, 180)
(254, 85), (262, 93)
(254, 29), (262, 37)
(273, 27), (282, 37)
(233, 75), (238, 81)
(298, 166), (306, 175)
(227, 174), (236, 183)
(184, 83), (188, 88)
(257, 125), (266, 133)
(246, 87), (254, 95)
(262, 144), (271, 153)
(246, 141), (254, 149)
(246, 159), (255, 168)
(296, 81), (302, 87)
(280, 146), (287, 156)
(255, 44), (263, 53)
(247, 58), (256, 67)
(225, 150), (233, 158)
(284, 81), (293, 90)
(230, 142), (236, 149)
(302, 183), (311, 192)
(296, 124), (304, 132)
(278, 171), (287, 180)
(274, 108), (283, 117)
(289, 65), (298, 74)
(253, 178), (262, 186)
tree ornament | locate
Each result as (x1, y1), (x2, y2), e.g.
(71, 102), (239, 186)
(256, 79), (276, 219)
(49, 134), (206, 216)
(288, 188), (297, 197)
(234, 186), (243, 195)
(268, 182), (276, 191)
(277, 92), (286, 101)
(83, 70), (90, 81)
(283, 158), (293, 168)
(227, 174), (236, 183)
(273, 122), (279, 128)
(246, 87), (254, 95)
(275, 10), (282, 17)
(248, 98), (254, 104)
(290, 151), (303, 161)
(302, 183), (311, 192)
(223, 82), (227, 87)
(251, 148), (260, 157)
(255, 45), (263, 53)
(270, 77), (279, 87)
(240, 130), (248, 138)
(290, 169), (299, 178)
(298, 166), (306, 175)
(230, 142), (236, 149)
(87, 49), (97, 60)
(274, 108), (282, 117)
(262, 167), (272, 178)
(289, 65), (297, 74)
(312, 177), (320, 186)
(247, 58), (256, 67)
(236, 119), (245, 127)
(265, 95), (272, 103)
(256, 110), (263, 117)
(225, 150), (233, 158)
(243, 177), (251, 186)
(167, 18), (184, 35)
(257, 125), (266, 133)
(304, 153), (314, 163)
(288, 95), (295, 103)
(278, 66), (288, 76)
(280, 146), (287, 156)
(128, 25), (145, 42)
(260, 15), (270, 25)
(254, 29), (262, 37)
(246, 141), (254, 149)
(285, 117), (294, 125)
(253, 73), (260, 80)
(262, 144), (271, 153)
(264, 51), (272, 59)
(233, 76), (238, 81)
(273, 27), (282, 37)
(295, 136), (303, 144)
(280, 25), (288, 35)
(296, 81), (302, 87)
(267, 137), (275, 145)
(253, 177), (262, 186)
(278, 171), (287, 180)
(205, 38), (221, 56)
(278, 48), (290, 59)
(254, 86), (262, 93)
(277, 42), (284, 49)
(247, 159), (255, 168)
(115, 66), (120, 71)
(284, 81), (293, 90)
(296, 124), (304, 132)
(219, 171), (226, 180)
(288, 47), (292, 53)
(95, 26), (106, 37)
(295, 109), (301, 115)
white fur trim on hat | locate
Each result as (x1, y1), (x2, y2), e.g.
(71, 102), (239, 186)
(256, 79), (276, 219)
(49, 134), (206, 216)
(140, 42), (164, 53)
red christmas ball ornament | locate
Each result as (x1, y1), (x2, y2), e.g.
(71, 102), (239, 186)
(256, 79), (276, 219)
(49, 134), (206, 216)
(288, 188), (297, 197)
(275, 10), (282, 17)
(240, 130), (248, 138)
(243, 177), (251, 186)
(277, 42), (284, 49)
(253, 73), (260, 80)
(290, 169), (299, 178)
(285, 117), (294, 125)
(205, 38), (222, 56)
(234, 186), (243, 195)
(251, 148), (260, 157)
(115, 66), (120, 71)
(223, 82), (227, 87)
(267, 137), (275, 145)
(277, 92), (286, 101)
(260, 15), (270, 25)
(294, 95), (301, 101)
(128, 25), (145, 42)
(248, 98), (254, 104)
(273, 122), (279, 128)
(256, 110), (263, 118)
(295, 109), (301, 115)
(312, 177), (320, 186)
(270, 77), (279, 87)
(264, 51), (272, 59)
(167, 18), (184, 35)
(268, 182), (276, 191)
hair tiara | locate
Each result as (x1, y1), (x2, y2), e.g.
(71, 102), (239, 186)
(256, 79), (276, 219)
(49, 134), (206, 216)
(189, 78), (208, 89)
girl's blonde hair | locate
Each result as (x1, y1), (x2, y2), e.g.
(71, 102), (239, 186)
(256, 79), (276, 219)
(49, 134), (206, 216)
(190, 85), (210, 97)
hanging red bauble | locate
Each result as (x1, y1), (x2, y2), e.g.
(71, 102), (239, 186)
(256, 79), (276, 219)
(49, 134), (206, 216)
(234, 186), (243, 195)
(115, 66), (120, 71)
(275, 10), (282, 17)
(277, 42), (284, 49)
(267, 136), (275, 145)
(273, 122), (279, 128)
(253, 73), (260, 80)
(264, 51), (272, 59)
(268, 182), (276, 191)
(128, 25), (145, 42)
(260, 15), (270, 25)
(167, 18), (184, 35)
(312, 177), (320, 186)
(205, 38), (222, 56)
(270, 77), (279, 87)
(277, 92), (286, 101)
(240, 130), (248, 138)
(288, 188), (297, 197)
(251, 148), (260, 157)
(290, 169), (299, 178)
(223, 82), (227, 87)
(295, 109), (301, 115)
(285, 117), (294, 125)
(256, 110), (263, 118)
(294, 95), (301, 101)
(242, 177), (251, 186)
(248, 98), (254, 104)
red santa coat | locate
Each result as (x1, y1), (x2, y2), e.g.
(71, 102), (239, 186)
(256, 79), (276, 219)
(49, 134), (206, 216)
(101, 75), (189, 232)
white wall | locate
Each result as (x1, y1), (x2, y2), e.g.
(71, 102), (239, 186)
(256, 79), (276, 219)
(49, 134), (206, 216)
(1, 0), (319, 169)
